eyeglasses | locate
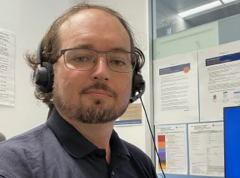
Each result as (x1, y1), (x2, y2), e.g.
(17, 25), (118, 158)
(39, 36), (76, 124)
(58, 48), (137, 73)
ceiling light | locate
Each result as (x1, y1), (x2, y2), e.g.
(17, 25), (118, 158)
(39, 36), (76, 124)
(222, 0), (237, 3)
(178, 1), (222, 18)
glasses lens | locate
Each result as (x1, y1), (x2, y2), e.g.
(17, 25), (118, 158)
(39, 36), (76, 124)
(107, 52), (136, 72)
(64, 49), (96, 70)
(62, 49), (136, 72)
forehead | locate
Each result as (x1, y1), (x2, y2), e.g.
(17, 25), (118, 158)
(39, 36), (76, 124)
(58, 9), (131, 50)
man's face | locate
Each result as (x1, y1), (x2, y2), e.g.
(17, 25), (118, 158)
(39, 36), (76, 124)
(53, 9), (133, 124)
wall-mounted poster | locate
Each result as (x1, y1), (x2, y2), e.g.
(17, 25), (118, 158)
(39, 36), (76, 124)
(115, 101), (142, 125)
(0, 29), (15, 106)
(153, 52), (199, 124)
(188, 122), (224, 177)
(199, 41), (240, 122)
(156, 124), (188, 175)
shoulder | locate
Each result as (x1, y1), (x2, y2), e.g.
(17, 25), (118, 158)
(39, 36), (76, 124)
(122, 139), (150, 161)
(0, 124), (53, 177)
(123, 140), (144, 154)
(121, 140), (157, 177)
(0, 124), (48, 151)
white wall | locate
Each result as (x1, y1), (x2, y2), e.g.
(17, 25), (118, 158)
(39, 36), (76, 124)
(0, 0), (152, 157)
(0, 0), (75, 138)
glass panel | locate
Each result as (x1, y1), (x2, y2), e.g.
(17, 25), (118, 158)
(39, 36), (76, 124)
(152, 0), (240, 60)
(154, 0), (240, 38)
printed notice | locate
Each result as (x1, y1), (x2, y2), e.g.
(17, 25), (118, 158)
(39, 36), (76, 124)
(156, 124), (187, 175)
(115, 102), (142, 125)
(188, 122), (224, 177)
(199, 41), (240, 121)
(153, 52), (199, 124)
(0, 29), (15, 106)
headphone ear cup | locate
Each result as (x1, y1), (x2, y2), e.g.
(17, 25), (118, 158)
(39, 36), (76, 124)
(33, 62), (54, 93)
(132, 73), (144, 97)
(130, 73), (145, 103)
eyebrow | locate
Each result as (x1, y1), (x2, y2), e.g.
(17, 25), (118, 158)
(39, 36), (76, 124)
(71, 44), (130, 53)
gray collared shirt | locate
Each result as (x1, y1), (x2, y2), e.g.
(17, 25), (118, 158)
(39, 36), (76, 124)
(0, 109), (157, 178)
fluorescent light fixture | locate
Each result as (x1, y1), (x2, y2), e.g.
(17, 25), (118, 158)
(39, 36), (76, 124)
(222, 0), (237, 3)
(178, 1), (222, 18)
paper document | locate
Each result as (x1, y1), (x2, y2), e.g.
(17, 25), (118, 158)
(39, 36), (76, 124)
(199, 41), (240, 121)
(153, 52), (199, 124)
(188, 122), (224, 177)
(156, 124), (187, 175)
(115, 101), (142, 125)
(0, 29), (15, 106)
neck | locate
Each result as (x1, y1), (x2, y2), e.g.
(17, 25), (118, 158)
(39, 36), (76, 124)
(71, 121), (114, 148)
(65, 116), (114, 164)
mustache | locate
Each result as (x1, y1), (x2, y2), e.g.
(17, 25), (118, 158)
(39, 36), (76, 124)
(81, 82), (117, 97)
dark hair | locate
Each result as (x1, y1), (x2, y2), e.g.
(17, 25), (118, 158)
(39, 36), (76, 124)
(25, 3), (145, 109)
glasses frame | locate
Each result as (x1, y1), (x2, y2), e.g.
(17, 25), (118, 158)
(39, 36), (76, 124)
(57, 48), (137, 73)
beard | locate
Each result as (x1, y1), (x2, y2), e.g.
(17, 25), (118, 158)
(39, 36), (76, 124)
(53, 82), (129, 124)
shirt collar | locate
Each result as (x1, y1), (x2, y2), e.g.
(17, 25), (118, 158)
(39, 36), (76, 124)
(47, 109), (130, 159)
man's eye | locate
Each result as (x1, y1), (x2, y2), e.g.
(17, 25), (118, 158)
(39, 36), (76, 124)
(74, 56), (89, 63)
(110, 59), (126, 66)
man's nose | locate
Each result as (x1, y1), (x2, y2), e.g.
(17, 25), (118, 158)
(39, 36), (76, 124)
(91, 55), (110, 81)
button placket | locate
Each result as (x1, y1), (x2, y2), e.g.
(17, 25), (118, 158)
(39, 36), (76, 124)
(111, 171), (115, 177)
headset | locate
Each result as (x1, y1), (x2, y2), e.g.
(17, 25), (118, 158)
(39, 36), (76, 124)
(33, 41), (145, 103)
(130, 72), (145, 103)
(33, 42), (54, 93)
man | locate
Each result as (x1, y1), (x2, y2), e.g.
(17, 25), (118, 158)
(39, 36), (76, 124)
(0, 3), (157, 178)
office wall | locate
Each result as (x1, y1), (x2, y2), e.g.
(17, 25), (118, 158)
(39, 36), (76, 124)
(153, 14), (240, 178)
(0, 0), (73, 138)
(0, 0), (152, 156)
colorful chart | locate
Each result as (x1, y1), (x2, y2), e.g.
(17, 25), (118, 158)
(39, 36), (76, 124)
(158, 135), (166, 170)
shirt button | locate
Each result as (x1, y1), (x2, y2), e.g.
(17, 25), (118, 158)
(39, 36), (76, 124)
(111, 171), (115, 177)
(96, 153), (104, 158)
